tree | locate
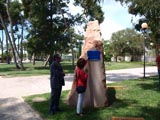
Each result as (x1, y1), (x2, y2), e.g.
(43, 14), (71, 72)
(103, 40), (112, 61)
(23, 0), (73, 65)
(0, 0), (26, 69)
(115, 0), (160, 54)
(109, 28), (144, 61)
(82, 0), (104, 6)
(0, 0), (8, 63)
(23, 0), (104, 66)
(114, 0), (160, 81)
(68, 0), (105, 66)
(6, 0), (26, 69)
(74, 0), (104, 23)
(0, 29), (4, 63)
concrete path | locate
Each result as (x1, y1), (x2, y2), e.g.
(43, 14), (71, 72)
(106, 66), (157, 83)
(0, 66), (158, 120)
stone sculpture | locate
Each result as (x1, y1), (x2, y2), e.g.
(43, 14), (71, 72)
(67, 20), (108, 107)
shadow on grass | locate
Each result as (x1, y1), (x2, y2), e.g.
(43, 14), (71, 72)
(26, 93), (160, 120)
(140, 105), (160, 120)
(136, 76), (160, 92)
(26, 91), (112, 120)
(29, 99), (110, 120)
(113, 98), (138, 108)
(111, 98), (160, 120)
(26, 80), (160, 120)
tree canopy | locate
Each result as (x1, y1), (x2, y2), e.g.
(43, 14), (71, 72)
(115, 0), (160, 53)
(23, 0), (104, 59)
(108, 28), (144, 61)
(0, 0), (105, 68)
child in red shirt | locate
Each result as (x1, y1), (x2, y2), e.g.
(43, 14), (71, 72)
(75, 58), (88, 116)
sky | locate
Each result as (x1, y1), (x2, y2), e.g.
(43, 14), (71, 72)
(100, 0), (130, 40)
(100, 0), (139, 40)
(69, 0), (140, 40)
(0, 0), (140, 42)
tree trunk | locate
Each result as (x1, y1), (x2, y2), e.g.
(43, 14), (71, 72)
(6, 33), (10, 64)
(0, 13), (18, 67)
(58, 1), (75, 68)
(19, 19), (25, 70)
(0, 37), (3, 63)
(71, 45), (75, 68)
(6, 0), (24, 69)
(32, 53), (36, 65)
(6, 1), (19, 68)
(44, 55), (50, 67)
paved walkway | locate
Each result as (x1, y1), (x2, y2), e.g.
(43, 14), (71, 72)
(0, 66), (158, 120)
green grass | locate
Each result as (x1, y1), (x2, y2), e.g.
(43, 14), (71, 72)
(0, 62), (50, 77)
(105, 61), (155, 70)
(0, 61), (156, 77)
(24, 76), (160, 120)
(0, 61), (75, 77)
(1, 61), (158, 119)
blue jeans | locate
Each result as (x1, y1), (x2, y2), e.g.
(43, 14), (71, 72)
(77, 92), (85, 114)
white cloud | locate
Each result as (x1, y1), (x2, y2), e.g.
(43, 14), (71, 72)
(68, 1), (125, 40)
(68, 1), (82, 15)
(68, 0), (135, 40)
(100, 18), (124, 40)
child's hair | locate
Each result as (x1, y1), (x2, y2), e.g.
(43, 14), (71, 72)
(76, 58), (87, 69)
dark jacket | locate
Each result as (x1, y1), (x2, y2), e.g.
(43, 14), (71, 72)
(50, 61), (65, 89)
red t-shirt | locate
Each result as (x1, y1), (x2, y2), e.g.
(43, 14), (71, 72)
(76, 68), (88, 88)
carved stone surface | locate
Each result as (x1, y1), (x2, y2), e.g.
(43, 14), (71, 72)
(67, 20), (108, 107)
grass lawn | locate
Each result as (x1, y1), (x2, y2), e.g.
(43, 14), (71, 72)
(24, 76), (160, 120)
(0, 62), (49, 77)
(0, 61), (155, 77)
(105, 61), (155, 70)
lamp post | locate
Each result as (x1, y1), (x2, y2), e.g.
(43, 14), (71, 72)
(141, 22), (148, 78)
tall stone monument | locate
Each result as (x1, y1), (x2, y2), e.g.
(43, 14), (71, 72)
(67, 20), (108, 107)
